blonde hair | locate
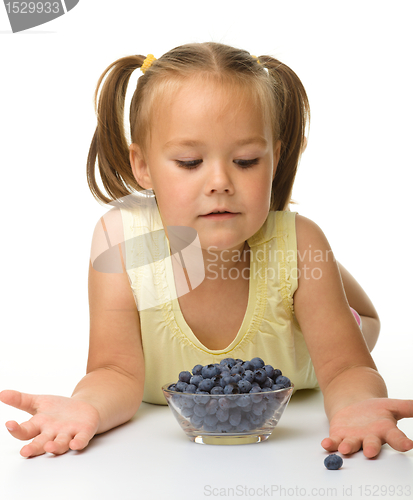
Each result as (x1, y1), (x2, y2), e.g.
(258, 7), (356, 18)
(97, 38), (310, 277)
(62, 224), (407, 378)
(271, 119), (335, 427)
(86, 42), (310, 211)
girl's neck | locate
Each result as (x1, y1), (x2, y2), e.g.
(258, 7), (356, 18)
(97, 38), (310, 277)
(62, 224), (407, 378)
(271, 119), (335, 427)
(201, 241), (250, 283)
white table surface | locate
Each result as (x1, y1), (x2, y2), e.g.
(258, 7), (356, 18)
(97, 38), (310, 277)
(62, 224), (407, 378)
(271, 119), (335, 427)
(1, 388), (412, 500)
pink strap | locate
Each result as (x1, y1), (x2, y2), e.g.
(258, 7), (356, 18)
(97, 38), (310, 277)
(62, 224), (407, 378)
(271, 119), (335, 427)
(350, 307), (362, 327)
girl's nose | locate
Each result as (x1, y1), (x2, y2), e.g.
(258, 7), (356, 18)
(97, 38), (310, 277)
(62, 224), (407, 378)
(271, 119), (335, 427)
(205, 161), (235, 194)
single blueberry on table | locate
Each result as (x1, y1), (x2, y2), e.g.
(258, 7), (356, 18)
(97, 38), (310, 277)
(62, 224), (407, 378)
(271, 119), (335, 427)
(324, 454), (343, 470)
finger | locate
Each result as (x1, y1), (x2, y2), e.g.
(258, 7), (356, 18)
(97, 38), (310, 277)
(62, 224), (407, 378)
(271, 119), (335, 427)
(321, 436), (341, 452)
(44, 433), (72, 455)
(362, 434), (383, 458)
(388, 399), (413, 420)
(20, 433), (55, 458)
(69, 431), (93, 451)
(0, 390), (37, 415)
(385, 427), (413, 453)
(338, 437), (362, 455)
(5, 419), (41, 441)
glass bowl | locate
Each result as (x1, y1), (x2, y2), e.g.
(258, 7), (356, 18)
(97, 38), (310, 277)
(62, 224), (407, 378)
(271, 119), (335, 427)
(162, 383), (294, 445)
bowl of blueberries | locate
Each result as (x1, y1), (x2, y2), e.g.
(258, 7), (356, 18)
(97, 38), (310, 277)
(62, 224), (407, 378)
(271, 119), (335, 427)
(162, 357), (294, 445)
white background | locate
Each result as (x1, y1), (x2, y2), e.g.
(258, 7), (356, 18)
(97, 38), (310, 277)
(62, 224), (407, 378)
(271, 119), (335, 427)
(0, 0), (412, 493)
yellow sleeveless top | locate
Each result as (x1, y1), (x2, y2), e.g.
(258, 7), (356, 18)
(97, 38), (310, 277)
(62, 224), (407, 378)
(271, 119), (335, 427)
(120, 204), (319, 405)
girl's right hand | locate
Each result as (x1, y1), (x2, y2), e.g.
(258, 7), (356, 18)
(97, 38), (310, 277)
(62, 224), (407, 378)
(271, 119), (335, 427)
(0, 390), (100, 458)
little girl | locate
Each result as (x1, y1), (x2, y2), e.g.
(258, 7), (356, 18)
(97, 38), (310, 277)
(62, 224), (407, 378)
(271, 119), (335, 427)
(1, 42), (412, 459)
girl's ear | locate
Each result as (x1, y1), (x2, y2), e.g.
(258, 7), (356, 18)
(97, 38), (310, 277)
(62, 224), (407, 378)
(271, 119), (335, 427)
(129, 143), (153, 189)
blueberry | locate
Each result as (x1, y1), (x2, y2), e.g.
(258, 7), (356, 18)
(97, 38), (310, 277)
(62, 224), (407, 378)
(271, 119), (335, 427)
(254, 369), (267, 385)
(192, 364), (203, 376)
(181, 407), (194, 418)
(224, 383), (240, 395)
(220, 375), (236, 388)
(179, 371), (192, 383)
(238, 379), (252, 393)
(198, 378), (214, 392)
(230, 365), (245, 376)
(190, 414), (204, 427)
(175, 381), (188, 392)
(324, 454), (343, 470)
(204, 414), (219, 428)
(202, 364), (220, 379)
(180, 395), (195, 408)
(210, 386), (224, 395)
(216, 421), (233, 433)
(263, 365), (275, 378)
(250, 357), (265, 369)
(262, 377), (273, 388)
(218, 397), (230, 410)
(229, 409), (242, 426)
(205, 399), (219, 414)
(249, 385), (263, 403)
(184, 384), (197, 393)
(272, 369), (282, 381)
(243, 370), (255, 383)
(220, 358), (236, 368)
(236, 394), (251, 407)
(168, 383), (177, 391)
(242, 361), (255, 371)
(235, 417), (251, 432)
(190, 375), (203, 387)
(271, 384), (284, 391)
(216, 407), (230, 422)
(275, 375), (291, 388)
(194, 392), (209, 404)
(193, 403), (208, 417)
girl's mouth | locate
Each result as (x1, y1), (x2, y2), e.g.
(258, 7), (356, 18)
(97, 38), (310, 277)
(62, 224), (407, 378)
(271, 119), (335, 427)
(200, 212), (238, 220)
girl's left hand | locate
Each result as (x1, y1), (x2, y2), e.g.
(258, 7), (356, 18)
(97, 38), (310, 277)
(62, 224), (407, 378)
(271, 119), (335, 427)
(322, 398), (413, 458)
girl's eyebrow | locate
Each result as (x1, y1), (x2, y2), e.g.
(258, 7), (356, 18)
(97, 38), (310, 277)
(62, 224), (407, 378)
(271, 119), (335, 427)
(163, 136), (268, 150)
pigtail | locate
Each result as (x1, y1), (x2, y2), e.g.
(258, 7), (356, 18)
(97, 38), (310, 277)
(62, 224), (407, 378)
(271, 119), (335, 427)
(86, 55), (146, 205)
(258, 56), (310, 211)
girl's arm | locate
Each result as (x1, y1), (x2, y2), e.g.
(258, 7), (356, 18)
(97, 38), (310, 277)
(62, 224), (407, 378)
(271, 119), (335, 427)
(71, 256), (145, 434)
(336, 261), (380, 351)
(293, 215), (413, 458)
(0, 213), (145, 457)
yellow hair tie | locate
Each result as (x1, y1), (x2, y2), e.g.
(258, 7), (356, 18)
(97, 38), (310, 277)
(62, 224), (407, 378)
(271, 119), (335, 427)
(251, 55), (261, 65)
(140, 54), (156, 74)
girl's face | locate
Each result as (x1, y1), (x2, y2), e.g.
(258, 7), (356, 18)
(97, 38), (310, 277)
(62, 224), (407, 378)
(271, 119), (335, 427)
(130, 79), (280, 255)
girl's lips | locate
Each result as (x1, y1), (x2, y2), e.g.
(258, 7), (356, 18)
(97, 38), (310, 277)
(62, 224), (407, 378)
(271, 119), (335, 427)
(200, 212), (239, 220)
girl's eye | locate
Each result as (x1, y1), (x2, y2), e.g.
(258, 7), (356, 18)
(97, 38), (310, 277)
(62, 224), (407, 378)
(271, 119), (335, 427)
(175, 159), (202, 169)
(234, 158), (260, 168)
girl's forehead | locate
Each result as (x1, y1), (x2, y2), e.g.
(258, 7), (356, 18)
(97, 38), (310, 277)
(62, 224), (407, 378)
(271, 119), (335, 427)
(152, 76), (268, 124)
